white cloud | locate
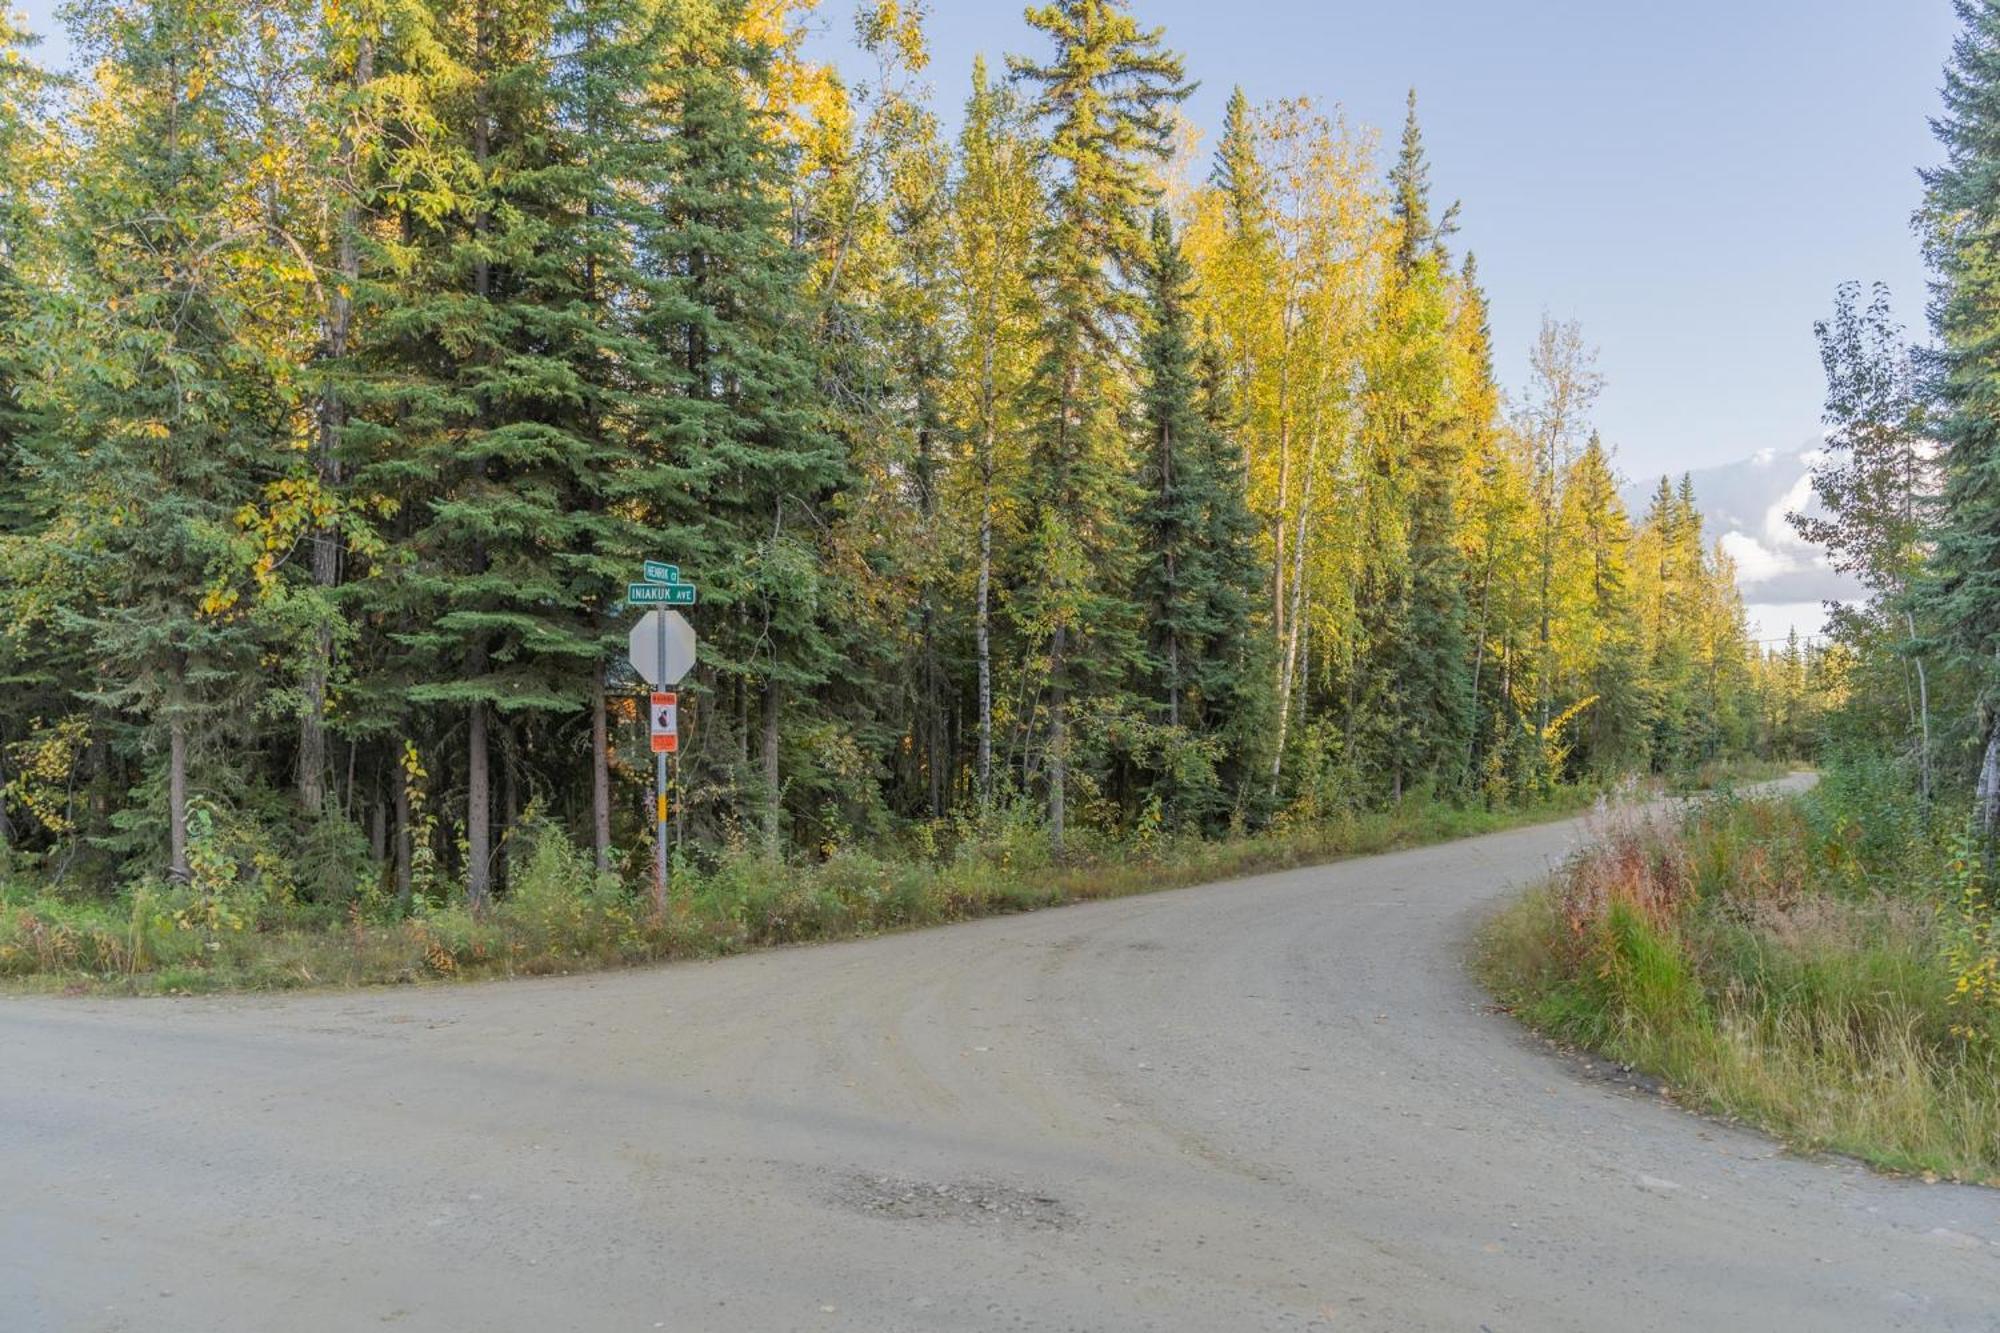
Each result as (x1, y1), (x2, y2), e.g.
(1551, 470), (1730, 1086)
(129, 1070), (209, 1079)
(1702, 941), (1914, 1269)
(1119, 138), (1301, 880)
(1720, 530), (1789, 584)
(1625, 443), (1868, 640)
(1765, 469), (1818, 549)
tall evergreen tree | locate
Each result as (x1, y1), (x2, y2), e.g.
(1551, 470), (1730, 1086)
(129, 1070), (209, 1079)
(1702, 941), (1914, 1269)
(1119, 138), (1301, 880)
(1365, 94), (1470, 796)
(1562, 434), (1646, 774)
(1008, 0), (1190, 855)
(1388, 89), (1459, 273)
(1131, 212), (1265, 827)
(0, 9), (51, 857)
(345, 0), (665, 903)
(27, 0), (298, 881)
(1211, 85), (1269, 245)
(1133, 210), (1206, 732)
(1919, 1), (2000, 826)
(1191, 327), (1272, 814)
(1920, 5), (2000, 824)
(638, 2), (844, 857)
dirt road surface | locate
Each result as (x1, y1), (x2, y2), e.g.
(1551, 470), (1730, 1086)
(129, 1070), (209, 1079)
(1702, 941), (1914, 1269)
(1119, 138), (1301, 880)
(6, 782), (1997, 1331)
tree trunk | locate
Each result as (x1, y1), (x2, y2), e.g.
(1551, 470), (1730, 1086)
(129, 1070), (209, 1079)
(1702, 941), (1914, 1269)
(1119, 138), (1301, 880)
(975, 329), (998, 809)
(343, 742), (357, 820)
(1905, 610), (1933, 803)
(1271, 368), (1292, 697)
(592, 669), (613, 875)
(0, 733), (13, 854)
(923, 598), (944, 817)
(762, 677), (782, 859)
(977, 482), (994, 806)
(368, 762), (387, 863)
(1049, 626), (1067, 860)
(1270, 423), (1319, 789)
(298, 35), (375, 813)
(1977, 713), (2000, 844)
(168, 717), (190, 884)
(1465, 545), (1497, 777)
(393, 772), (412, 911)
(298, 630), (331, 812)
(1162, 418), (1180, 729)
(467, 703), (491, 908)
(463, 8), (493, 909)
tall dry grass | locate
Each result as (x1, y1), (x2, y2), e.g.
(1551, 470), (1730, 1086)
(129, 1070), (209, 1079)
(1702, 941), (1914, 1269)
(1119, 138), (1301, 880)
(1480, 782), (2000, 1184)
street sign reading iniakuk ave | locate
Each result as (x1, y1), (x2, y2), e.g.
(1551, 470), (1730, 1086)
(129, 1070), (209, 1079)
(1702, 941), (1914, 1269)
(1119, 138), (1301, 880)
(628, 581), (697, 607)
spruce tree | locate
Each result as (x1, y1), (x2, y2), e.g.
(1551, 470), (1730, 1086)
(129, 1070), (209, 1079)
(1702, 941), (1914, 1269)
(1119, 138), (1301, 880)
(1388, 89), (1459, 273)
(545, 0), (702, 871)
(0, 11), (51, 857)
(1364, 93), (1471, 796)
(1211, 86), (1270, 245)
(1134, 211), (1206, 733)
(1636, 475), (1704, 770)
(28, 0), (293, 881)
(1130, 212), (1265, 828)
(1009, 0), (1190, 855)
(1562, 434), (1646, 774)
(1191, 323), (1274, 819)
(346, 0), (663, 902)
(878, 69), (957, 822)
(1455, 253), (1519, 786)
(637, 3), (843, 857)
(1922, 0), (2000, 829)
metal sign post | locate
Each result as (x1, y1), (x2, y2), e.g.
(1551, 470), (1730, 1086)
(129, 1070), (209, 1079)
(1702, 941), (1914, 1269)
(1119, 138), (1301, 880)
(627, 570), (698, 916)
(654, 625), (669, 909)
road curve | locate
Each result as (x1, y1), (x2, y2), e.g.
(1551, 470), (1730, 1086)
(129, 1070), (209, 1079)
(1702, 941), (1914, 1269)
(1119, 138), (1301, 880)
(5, 783), (1997, 1332)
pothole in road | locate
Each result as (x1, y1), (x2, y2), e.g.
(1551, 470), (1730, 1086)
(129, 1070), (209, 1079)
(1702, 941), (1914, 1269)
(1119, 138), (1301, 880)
(833, 1173), (1077, 1231)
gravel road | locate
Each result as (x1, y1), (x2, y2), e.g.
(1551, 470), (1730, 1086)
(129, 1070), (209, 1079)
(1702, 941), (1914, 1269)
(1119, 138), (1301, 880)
(5, 782), (1997, 1331)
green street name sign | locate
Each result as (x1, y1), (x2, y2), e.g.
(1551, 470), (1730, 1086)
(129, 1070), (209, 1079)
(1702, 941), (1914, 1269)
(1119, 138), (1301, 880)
(629, 582), (698, 607)
(642, 561), (682, 585)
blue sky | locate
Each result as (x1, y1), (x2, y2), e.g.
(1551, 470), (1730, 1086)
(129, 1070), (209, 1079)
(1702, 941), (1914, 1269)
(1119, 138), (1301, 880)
(14, 0), (1959, 637)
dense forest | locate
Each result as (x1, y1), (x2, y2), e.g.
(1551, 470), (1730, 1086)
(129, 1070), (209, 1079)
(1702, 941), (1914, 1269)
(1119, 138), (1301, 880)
(0, 0), (1793, 914)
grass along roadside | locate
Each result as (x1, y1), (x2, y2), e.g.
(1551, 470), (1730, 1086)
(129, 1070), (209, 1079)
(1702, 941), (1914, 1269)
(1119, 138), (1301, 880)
(0, 770), (1717, 998)
(1478, 766), (2000, 1186)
